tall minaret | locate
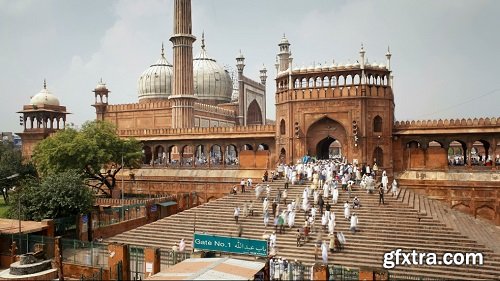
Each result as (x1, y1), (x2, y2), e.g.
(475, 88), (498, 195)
(277, 34), (291, 72)
(169, 0), (197, 128)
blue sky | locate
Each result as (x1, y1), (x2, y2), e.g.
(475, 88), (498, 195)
(1, 0), (499, 132)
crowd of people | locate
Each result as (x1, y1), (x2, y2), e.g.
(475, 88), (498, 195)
(228, 156), (398, 268)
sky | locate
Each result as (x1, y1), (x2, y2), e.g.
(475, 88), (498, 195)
(1, 0), (499, 133)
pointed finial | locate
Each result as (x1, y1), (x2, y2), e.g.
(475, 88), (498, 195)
(43, 79), (47, 89)
(100, 77), (103, 84)
(386, 46), (392, 56)
(283, 33), (286, 38)
(360, 43), (365, 54)
(201, 31), (205, 50)
(161, 42), (165, 57)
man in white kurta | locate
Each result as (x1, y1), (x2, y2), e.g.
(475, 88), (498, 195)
(321, 240), (328, 264)
(332, 187), (339, 204)
(343, 201), (351, 219)
(381, 173), (389, 192)
(391, 179), (398, 196)
(350, 213), (359, 233)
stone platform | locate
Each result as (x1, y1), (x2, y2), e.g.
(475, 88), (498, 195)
(0, 268), (57, 280)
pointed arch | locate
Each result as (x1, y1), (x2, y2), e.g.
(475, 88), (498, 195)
(280, 119), (286, 135)
(373, 115), (382, 133)
(246, 100), (262, 125)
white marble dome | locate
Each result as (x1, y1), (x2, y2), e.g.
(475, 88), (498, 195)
(30, 81), (60, 106)
(193, 39), (232, 104)
(95, 79), (108, 91)
(138, 47), (173, 101)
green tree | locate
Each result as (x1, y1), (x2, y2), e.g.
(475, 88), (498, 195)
(32, 120), (142, 197)
(0, 142), (37, 203)
(8, 170), (94, 220)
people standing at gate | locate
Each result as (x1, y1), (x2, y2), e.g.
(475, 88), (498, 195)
(247, 177), (253, 191)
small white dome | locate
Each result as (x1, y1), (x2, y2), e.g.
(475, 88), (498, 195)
(30, 81), (60, 106)
(314, 65), (322, 71)
(378, 63), (386, 69)
(353, 62), (360, 67)
(193, 38), (232, 103)
(307, 65), (314, 71)
(138, 47), (173, 101)
(279, 34), (289, 45)
(95, 79), (108, 91)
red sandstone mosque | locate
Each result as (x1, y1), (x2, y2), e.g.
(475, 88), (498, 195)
(17, 0), (499, 224)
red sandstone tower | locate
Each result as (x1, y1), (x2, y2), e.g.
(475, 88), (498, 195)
(169, 0), (197, 128)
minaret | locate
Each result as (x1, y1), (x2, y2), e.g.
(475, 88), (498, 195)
(169, 0), (197, 128)
(359, 43), (366, 85)
(92, 78), (109, 121)
(259, 65), (268, 125)
(277, 34), (291, 72)
(236, 50), (245, 126)
(386, 46), (393, 87)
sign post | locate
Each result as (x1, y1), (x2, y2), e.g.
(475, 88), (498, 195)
(193, 233), (268, 257)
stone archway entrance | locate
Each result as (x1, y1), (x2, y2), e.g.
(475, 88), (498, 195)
(306, 117), (347, 160)
(316, 136), (335, 159)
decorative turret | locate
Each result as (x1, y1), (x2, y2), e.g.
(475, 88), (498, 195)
(17, 80), (69, 159)
(277, 34), (291, 72)
(385, 46), (392, 70)
(93, 78), (109, 121)
(259, 65), (267, 86)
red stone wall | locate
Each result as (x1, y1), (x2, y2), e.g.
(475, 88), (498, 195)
(426, 147), (448, 169)
(239, 150), (255, 168)
(62, 264), (110, 280)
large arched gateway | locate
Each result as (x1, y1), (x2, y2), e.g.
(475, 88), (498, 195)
(306, 117), (347, 160)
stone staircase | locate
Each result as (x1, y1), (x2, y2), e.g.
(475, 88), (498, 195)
(108, 180), (500, 280)
(397, 187), (500, 255)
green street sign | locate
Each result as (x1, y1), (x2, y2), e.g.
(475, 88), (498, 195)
(193, 233), (268, 257)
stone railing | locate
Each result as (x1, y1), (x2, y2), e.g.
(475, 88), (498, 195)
(194, 102), (236, 117)
(119, 124), (276, 137)
(394, 117), (499, 129)
(106, 100), (172, 112)
(95, 195), (176, 207)
(276, 85), (392, 103)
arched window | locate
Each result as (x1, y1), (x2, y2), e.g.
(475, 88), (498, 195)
(373, 115), (382, 133)
(280, 119), (286, 135)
